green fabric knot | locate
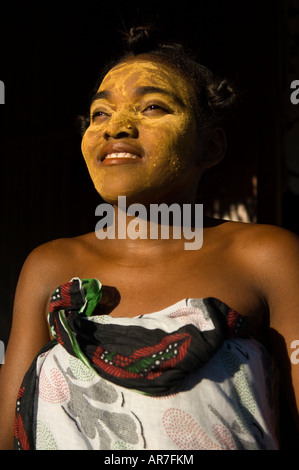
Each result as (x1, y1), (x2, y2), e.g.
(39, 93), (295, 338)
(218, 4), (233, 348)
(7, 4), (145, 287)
(80, 278), (102, 317)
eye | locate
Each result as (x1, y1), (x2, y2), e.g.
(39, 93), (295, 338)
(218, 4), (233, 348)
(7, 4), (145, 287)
(142, 103), (171, 116)
(91, 110), (110, 122)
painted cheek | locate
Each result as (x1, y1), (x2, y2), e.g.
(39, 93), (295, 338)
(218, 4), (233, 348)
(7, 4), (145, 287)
(144, 115), (195, 169)
(81, 124), (103, 157)
(81, 134), (94, 164)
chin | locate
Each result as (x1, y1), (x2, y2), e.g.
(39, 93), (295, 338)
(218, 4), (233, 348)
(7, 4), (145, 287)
(92, 175), (195, 207)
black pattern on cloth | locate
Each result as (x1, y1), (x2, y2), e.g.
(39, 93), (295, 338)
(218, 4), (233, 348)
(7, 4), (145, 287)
(48, 278), (252, 394)
(14, 277), (254, 450)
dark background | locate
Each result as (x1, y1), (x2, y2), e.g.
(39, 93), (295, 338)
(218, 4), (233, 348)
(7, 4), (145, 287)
(0, 0), (298, 446)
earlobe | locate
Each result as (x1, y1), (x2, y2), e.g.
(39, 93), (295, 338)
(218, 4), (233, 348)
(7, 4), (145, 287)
(201, 127), (227, 169)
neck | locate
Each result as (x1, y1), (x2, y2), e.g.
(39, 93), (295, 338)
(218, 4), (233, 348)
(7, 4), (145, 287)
(95, 195), (204, 253)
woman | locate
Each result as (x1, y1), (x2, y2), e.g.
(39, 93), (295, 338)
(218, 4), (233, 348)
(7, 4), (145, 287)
(0, 27), (298, 450)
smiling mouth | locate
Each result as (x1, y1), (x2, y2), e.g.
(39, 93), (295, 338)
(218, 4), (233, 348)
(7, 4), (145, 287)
(102, 152), (142, 165)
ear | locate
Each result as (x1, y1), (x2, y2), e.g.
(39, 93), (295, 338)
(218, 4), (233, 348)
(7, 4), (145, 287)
(200, 127), (227, 169)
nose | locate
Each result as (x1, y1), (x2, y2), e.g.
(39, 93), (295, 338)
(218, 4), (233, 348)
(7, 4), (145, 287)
(103, 115), (138, 140)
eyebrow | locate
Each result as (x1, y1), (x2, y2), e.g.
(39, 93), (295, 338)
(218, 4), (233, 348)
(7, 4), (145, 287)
(134, 86), (186, 108)
(90, 86), (186, 108)
(90, 90), (111, 105)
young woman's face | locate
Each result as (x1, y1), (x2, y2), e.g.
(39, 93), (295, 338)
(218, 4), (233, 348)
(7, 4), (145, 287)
(81, 57), (204, 205)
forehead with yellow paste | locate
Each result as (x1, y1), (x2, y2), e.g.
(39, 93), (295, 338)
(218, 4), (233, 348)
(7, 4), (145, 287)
(97, 57), (195, 108)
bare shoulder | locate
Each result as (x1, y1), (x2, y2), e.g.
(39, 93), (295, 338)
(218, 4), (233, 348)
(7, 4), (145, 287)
(0, 234), (94, 450)
(25, 233), (89, 262)
(209, 219), (299, 297)
(219, 220), (299, 306)
(216, 219), (299, 261)
(242, 222), (299, 302)
(21, 232), (96, 290)
(226, 222), (299, 429)
(251, 223), (299, 273)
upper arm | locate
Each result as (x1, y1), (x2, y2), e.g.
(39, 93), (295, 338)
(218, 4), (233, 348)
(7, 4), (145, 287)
(0, 244), (56, 449)
(255, 226), (299, 430)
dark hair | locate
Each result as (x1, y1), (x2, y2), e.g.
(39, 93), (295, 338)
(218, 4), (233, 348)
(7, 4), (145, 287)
(78, 26), (237, 136)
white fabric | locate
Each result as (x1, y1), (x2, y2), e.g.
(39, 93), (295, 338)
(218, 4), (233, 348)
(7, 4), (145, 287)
(33, 301), (279, 450)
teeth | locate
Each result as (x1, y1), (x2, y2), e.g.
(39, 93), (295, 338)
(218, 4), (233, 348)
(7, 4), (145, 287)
(105, 152), (139, 160)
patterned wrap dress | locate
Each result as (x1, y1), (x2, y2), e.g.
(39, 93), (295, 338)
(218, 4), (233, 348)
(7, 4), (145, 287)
(14, 278), (279, 450)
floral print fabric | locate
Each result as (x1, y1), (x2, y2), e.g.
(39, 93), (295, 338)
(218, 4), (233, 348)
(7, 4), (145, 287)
(14, 278), (279, 450)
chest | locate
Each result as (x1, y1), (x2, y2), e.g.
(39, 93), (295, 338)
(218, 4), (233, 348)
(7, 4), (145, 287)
(83, 254), (265, 333)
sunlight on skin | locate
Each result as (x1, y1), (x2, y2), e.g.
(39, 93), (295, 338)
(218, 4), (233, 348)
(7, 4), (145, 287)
(81, 58), (205, 206)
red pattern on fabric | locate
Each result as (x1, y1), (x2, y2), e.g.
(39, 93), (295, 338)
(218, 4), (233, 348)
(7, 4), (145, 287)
(92, 357), (149, 379)
(163, 408), (222, 450)
(17, 386), (25, 400)
(49, 282), (72, 313)
(163, 408), (238, 449)
(14, 413), (31, 450)
(227, 308), (240, 335)
(92, 333), (191, 380)
(131, 333), (190, 363)
(53, 317), (64, 346)
(38, 366), (69, 403)
(212, 423), (237, 449)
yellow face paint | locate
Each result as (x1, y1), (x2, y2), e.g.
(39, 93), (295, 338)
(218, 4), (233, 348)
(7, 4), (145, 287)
(81, 57), (204, 205)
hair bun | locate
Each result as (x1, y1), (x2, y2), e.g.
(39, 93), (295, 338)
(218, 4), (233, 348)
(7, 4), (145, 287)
(215, 80), (235, 101)
(124, 25), (159, 54)
(206, 78), (237, 116)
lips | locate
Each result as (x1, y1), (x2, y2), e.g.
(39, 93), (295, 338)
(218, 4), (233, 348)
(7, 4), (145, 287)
(105, 152), (139, 160)
(99, 143), (143, 165)
(103, 152), (141, 166)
